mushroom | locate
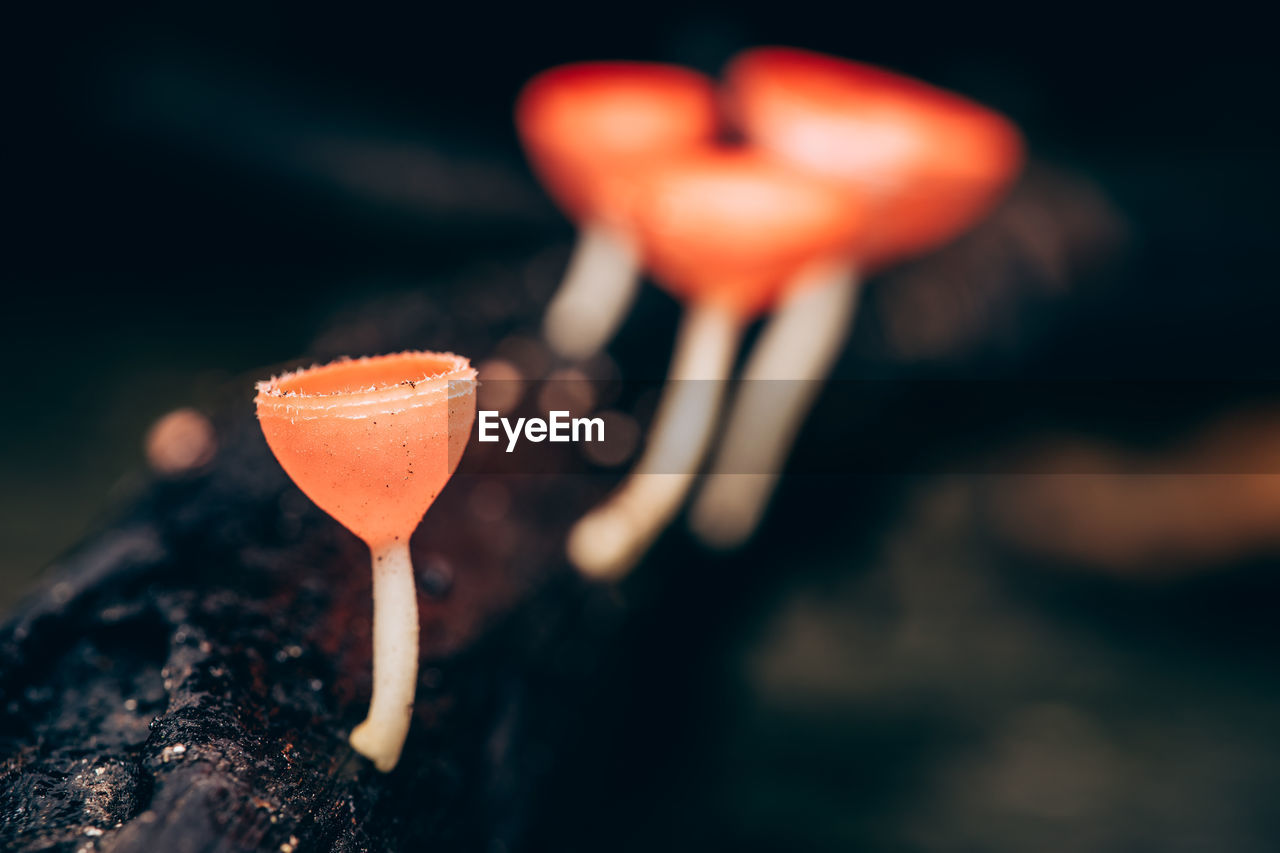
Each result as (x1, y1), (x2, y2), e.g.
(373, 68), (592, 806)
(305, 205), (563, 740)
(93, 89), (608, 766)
(689, 47), (1025, 548)
(254, 351), (477, 771)
(516, 62), (719, 361)
(569, 148), (866, 579)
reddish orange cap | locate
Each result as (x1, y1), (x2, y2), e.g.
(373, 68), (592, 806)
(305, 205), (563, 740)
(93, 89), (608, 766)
(516, 62), (719, 225)
(254, 352), (477, 548)
(726, 47), (1024, 267)
(629, 148), (866, 317)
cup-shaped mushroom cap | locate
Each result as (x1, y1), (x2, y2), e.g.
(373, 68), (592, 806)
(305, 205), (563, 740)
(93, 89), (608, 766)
(516, 62), (719, 224)
(630, 149), (866, 317)
(726, 47), (1024, 266)
(255, 352), (477, 548)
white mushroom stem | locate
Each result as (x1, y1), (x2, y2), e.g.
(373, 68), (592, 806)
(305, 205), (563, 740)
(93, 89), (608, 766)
(690, 264), (861, 549)
(349, 539), (418, 772)
(543, 223), (642, 361)
(569, 301), (743, 580)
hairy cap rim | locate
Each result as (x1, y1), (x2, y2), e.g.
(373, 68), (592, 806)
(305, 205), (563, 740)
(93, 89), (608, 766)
(254, 351), (477, 419)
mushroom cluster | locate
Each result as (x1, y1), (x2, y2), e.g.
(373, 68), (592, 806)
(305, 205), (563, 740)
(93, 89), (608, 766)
(517, 48), (1024, 579)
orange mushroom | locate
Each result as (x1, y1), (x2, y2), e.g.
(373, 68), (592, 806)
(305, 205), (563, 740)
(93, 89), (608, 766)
(255, 351), (477, 771)
(690, 47), (1025, 548)
(569, 148), (866, 579)
(516, 62), (719, 360)
(725, 47), (1024, 267)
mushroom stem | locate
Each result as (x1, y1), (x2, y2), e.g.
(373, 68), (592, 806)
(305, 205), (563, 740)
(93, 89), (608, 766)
(690, 264), (861, 548)
(543, 223), (642, 361)
(569, 301), (742, 579)
(349, 539), (418, 772)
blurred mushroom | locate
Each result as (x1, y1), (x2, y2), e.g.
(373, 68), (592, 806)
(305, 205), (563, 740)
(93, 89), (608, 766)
(516, 62), (719, 361)
(145, 408), (217, 475)
(691, 47), (1024, 548)
(569, 148), (866, 579)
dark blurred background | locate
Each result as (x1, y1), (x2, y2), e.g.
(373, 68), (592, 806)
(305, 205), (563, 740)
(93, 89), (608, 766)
(5, 2), (1280, 849)
(5, 1), (1277, 599)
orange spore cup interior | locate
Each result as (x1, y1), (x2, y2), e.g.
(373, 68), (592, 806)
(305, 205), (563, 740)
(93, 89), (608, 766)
(726, 47), (1024, 267)
(629, 148), (866, 317)
(516, 62), (720, 224)
(255, 351), (477, 548)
